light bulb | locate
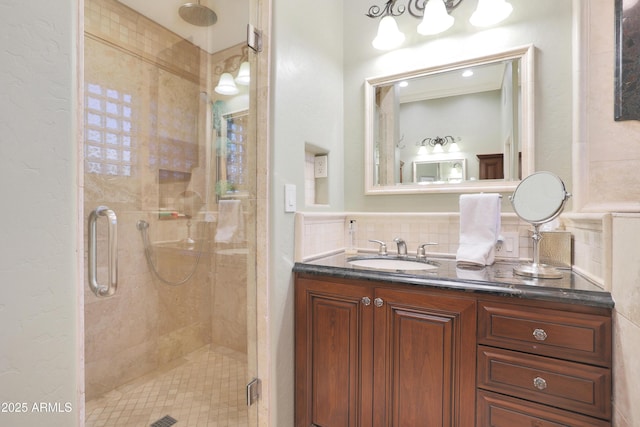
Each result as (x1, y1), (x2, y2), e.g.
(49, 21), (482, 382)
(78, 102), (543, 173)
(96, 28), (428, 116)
(372, 16), (405, 50)
(215, 73), (239, 95)
(235, 62), (250, 85)
(417, 0), (454, 36)
(470, 0), (513, 27)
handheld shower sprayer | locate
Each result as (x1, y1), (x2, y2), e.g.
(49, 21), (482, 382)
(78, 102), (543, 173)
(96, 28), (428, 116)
(136, 218), (203, 286)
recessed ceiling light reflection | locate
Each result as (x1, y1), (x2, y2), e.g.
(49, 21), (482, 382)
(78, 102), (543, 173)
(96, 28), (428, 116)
(398, 81), (409, 88)
(462, 70), (474, 78)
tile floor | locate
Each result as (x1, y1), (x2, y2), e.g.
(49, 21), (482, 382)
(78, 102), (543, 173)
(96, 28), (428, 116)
(85, 345), (249, 426)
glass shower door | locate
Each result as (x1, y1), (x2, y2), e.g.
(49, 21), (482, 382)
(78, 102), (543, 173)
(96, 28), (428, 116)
(82, 0), (259, 425)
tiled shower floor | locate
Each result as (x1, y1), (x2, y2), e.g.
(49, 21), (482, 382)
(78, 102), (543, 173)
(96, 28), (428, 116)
(85, 345), (249, 426)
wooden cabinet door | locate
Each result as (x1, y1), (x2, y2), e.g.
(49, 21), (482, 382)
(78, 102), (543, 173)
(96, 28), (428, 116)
(372, 288), (476, 427)
(295, 277), (374, 427)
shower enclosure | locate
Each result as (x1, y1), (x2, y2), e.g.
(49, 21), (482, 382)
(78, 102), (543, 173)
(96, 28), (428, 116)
(82, 0), (259, 425)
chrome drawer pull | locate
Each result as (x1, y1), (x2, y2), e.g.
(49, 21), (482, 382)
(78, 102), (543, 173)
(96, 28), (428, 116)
(533, 376), (548, 390)
(362, 296), (371, 306)
(374, 298), (384, 308)
(533, 328), (548, 341)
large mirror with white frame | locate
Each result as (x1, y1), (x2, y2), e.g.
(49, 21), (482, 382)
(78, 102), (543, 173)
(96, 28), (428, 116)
(364, 45), (535, 195)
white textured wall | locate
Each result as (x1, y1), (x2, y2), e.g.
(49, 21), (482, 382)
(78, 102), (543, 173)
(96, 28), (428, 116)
(398, 91), (502, 182)
(0, 0), (79, 426)
(270, 0), (344, 424)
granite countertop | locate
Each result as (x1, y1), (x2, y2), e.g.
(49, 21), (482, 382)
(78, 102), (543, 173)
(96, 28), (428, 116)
(293, 252), (614, 309)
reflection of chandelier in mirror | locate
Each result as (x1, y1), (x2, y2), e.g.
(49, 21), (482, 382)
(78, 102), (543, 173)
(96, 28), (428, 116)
(417, 135), (460, 153)
(214, 61), (250, 95)
(367, 0), (513, 50)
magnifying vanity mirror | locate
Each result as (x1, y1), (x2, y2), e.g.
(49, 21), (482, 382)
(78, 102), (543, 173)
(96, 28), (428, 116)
(510, 171), (571, 279)
(364, 45), (534, 195)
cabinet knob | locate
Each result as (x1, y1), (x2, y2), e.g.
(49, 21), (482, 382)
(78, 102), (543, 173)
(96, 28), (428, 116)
(533, 376), (547, 390)
(374, 298), (384, 308)
(361, 296), (371, 306)
(533, 328), (548, 341)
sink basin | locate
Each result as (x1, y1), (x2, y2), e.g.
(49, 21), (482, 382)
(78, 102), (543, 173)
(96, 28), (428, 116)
(347, 256), (438, 272)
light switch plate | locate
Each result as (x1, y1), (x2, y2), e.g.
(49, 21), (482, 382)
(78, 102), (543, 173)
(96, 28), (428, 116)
(284, 184), (296, 213)
(495, 232), (519, 258)
(314, 155), (328, 178)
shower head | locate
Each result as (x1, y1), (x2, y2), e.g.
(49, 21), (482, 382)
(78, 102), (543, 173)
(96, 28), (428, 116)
(179, 1), (217, 27)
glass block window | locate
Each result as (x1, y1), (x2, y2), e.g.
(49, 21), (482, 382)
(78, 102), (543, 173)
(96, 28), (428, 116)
(84, 83), (136, 176)
(149, 137), (198, 173)
(223, 111), (248, 191)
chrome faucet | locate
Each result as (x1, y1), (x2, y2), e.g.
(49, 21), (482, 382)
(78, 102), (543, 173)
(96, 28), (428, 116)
(394, 237), (407, 257)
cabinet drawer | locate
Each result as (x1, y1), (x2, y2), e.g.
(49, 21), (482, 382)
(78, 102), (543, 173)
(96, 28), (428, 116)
(477, 390), (611, 427)
(478, 301), (611, 366)
(478, 346), (611, 420)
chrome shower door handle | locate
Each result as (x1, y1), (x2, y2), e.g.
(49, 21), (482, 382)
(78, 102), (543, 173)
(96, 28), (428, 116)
(88, 206), (118, 297)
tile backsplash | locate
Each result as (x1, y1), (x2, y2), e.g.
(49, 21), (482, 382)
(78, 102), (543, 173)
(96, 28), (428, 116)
(294, 211), (608, 288)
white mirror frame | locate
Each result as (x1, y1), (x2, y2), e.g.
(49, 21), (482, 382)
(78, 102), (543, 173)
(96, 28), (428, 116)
(364, 44), (535, 195)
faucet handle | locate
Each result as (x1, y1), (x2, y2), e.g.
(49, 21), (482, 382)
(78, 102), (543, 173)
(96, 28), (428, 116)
(368, 239), (388, 256)
(417, 242), (438, 259)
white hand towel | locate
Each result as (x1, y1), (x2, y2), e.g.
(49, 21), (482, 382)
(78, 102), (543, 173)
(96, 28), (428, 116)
(456, 193), (501, 267)
(215, 200), (245, 243)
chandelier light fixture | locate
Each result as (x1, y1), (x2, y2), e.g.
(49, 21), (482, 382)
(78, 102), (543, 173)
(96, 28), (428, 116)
(366, 0), (513, 50)
(417, 135), (460, 153)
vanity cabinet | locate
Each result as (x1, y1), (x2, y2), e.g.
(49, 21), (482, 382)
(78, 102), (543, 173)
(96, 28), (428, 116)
(476, 300), (612, 426)
(295, 275), (476, 427)
(295, 271), (614, 427)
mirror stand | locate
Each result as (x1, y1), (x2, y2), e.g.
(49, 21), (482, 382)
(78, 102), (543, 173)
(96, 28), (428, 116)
(514, 224), (562, 279)
(510, 171), (571, 279)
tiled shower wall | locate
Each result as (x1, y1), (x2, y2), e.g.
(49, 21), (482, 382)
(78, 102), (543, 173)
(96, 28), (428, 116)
(83, 0), (251, 400)
(85, 0), (202, 79)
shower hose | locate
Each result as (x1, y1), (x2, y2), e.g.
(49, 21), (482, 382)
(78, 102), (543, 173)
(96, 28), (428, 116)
(136, 219), (204, 286)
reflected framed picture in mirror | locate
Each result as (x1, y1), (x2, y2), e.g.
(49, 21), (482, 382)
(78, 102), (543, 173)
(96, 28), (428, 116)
(413, 159), (466, 184)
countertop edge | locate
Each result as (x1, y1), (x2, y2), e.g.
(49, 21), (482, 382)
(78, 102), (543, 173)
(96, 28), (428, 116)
(293, 262), (615, 309)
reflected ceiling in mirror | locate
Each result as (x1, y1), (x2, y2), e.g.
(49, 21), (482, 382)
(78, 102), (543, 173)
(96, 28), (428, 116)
(364, 45), (535, 195)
